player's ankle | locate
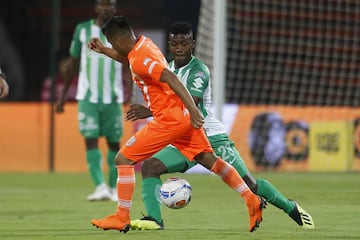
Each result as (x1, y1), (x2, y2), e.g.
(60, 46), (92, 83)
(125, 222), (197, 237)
(240, 189), (253, 202)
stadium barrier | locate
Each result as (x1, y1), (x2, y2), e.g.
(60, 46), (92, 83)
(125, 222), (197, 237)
(309, 121), (353, 172)
(0, 103), (359, 172)
(229, 105), (360, 172)
(0, 102), (134, 172)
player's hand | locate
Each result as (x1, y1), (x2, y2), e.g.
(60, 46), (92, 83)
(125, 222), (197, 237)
(55, 100), (65, 114)
(189, 107), (204, 129)
(0, 78), (9, 99)
(125, 104), (152, 121)
(88, 38), (105, 53)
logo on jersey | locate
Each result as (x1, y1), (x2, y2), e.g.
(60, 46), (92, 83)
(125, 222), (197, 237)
(195, 71), (205, 79)
(78, 114), (98, 132)
(191, 76), (204, 92)
(126, 136), (136, 147)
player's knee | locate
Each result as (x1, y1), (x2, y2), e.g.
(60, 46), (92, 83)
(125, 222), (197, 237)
(114, 152), (133, 165)
(107, 141), (120, 152)
(141, 158), (167, 178)
(194, 152), (217, 170)
(85, 138), (98, 150)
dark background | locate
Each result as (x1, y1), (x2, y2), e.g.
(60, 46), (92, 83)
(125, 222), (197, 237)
(224, 0), (360, 106)
(0, 0), (201, 101)
(1, 0), (359, 106)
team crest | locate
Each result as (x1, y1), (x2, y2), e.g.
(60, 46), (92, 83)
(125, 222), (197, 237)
(126, 136), (136, 147)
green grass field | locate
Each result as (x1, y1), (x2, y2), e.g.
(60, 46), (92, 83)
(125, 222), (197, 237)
(0, 172), (359, 240)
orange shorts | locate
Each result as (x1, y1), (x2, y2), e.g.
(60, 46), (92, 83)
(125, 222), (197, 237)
(120, 110), (213, 162)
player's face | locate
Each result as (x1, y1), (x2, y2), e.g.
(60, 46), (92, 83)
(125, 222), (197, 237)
(168, 33), (195, 68)
(95, 0), (117, 22)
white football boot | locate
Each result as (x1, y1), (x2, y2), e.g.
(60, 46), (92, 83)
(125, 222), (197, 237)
(87, 183), (111, 201)
(108, 187), (118, 202)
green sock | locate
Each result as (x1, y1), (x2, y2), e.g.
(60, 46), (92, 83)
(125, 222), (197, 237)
(256, 178), (296, 214)
(86, 149), (104, 186)
(107, 150), (118, 188)
(142, 177), (162, 223)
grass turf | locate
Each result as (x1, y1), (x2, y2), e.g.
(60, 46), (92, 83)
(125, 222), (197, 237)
(0, 172), (359, 240)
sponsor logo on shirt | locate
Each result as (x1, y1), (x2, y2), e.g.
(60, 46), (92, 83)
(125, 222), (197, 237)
(195, 71), (205, 79)
(190, 77), (204, 92)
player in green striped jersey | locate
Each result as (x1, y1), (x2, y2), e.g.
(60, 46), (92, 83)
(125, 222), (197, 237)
(56, 0), (131, 202)
(129, 22), (314, 230)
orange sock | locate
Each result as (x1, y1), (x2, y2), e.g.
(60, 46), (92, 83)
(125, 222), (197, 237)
(115, 165), (135, 219)
(210, 158), (252, 201)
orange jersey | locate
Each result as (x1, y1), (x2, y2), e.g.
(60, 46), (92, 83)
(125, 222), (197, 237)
(128, 35), (186, 125)
(120, 35), (214, 162)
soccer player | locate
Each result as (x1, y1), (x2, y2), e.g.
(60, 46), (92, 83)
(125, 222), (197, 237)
(129, 22), (315, 230)
(56, 0), (131, 202)
(0, 67), (9, 99)
(88, 15), (265, 233)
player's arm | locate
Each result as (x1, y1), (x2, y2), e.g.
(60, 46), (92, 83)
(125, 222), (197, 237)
(88, 38), (132, 103)
(160, 68), (204, 128)
(88, 38), (128, 65)
(55, 57), (79, 113)
(123, 66), (133, 104)
(56, 23), (82, 113)
(0, 68), (9, 99)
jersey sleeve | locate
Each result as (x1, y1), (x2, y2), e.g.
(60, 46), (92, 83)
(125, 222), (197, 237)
(186, 66), (209, 98)
(69, 23), (82, 58)
(131, 55), (167, 82)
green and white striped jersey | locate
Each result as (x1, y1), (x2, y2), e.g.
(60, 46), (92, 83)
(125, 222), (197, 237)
(70, 19), (123, 104)
(169, 56), (226, 137)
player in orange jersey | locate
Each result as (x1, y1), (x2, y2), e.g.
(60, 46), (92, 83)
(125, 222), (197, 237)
(88, 16), (265, 233)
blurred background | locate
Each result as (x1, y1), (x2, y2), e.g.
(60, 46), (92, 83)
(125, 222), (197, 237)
(0, 0), (359, 173)
(0, 0), (201, 101)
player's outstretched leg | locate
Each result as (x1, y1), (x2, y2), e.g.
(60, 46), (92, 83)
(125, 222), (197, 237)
(255, 179), (314, 229)
(288, 200), (315, 229)
(91, 165), (135, 233)
(209, 157), (265, 232)
(130, 178), (164, 230)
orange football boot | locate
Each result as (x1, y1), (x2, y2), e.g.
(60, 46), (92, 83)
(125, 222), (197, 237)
(247, 195), (266, 232)
(91, 213), (130, 233)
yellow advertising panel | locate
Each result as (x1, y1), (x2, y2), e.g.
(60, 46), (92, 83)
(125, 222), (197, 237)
(229, 105), (360, 172)
(309, 122), (353, 172)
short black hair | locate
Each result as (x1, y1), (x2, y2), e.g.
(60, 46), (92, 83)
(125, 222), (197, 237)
(96, 0), (117, 5)
(169, 22), (193, 36)
(102, 15), (132, 38)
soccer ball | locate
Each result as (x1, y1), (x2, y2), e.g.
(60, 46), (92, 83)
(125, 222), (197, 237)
(159, 177), (192, 209)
